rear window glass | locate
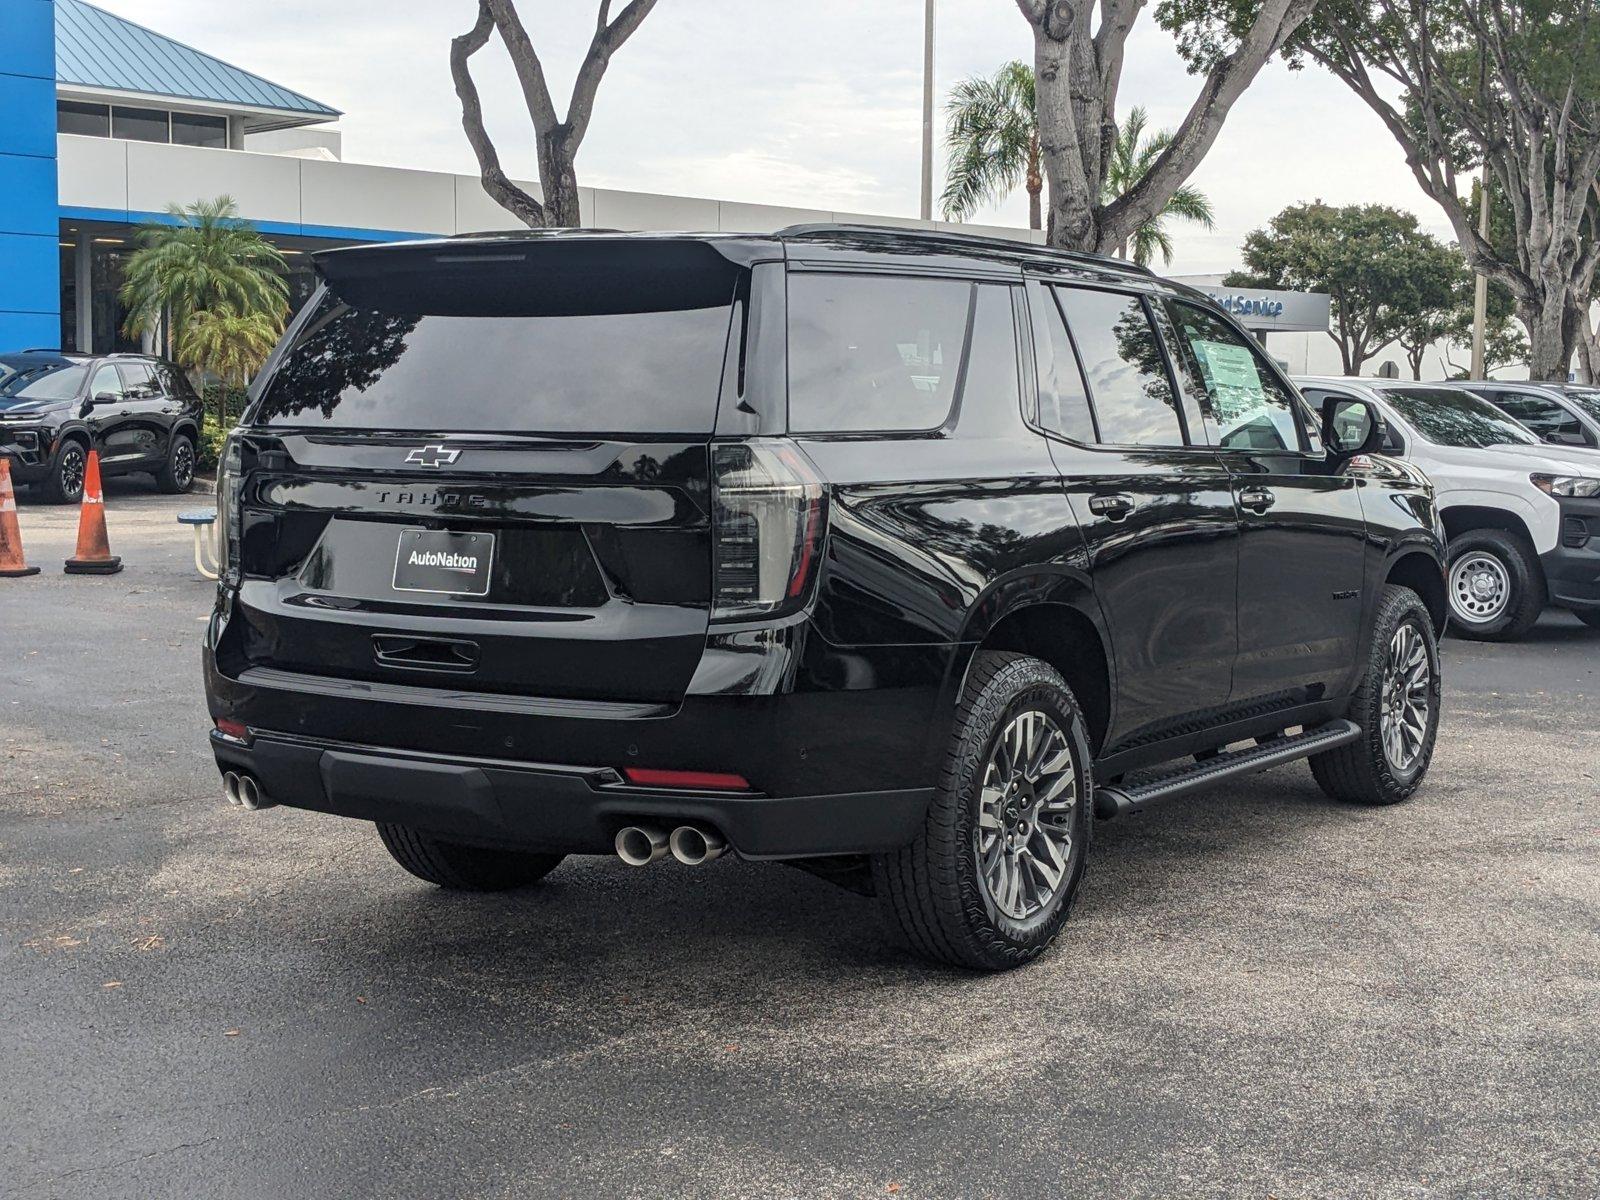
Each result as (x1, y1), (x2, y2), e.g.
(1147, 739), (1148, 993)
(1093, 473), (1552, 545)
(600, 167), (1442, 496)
(254, 268), (736, 435)
(1386, 387), (1539, 449)
(1564, 388), (1600, 423)
(787, 274), (971, 433)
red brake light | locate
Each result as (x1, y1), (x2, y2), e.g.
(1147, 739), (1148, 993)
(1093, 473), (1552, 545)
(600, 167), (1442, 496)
(213, 717), (250, 742)
(711, 438), (827, 621)
(622, 767), (752, 791)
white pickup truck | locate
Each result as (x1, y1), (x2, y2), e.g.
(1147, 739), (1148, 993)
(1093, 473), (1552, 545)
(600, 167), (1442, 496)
(1296, 377), (1600, 640)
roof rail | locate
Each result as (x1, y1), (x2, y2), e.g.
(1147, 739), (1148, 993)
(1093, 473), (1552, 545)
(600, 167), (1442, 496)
(774, 222), (1155, 277)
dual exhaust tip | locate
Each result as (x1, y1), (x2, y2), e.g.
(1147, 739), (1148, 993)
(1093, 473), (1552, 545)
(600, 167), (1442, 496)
(615, 823), (726, 867)
(221, 770), (275, 811)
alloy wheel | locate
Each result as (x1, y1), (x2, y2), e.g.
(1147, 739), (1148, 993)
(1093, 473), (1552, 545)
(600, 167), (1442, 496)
(58, 445), (86, 498)
(1449, 552), (1510, 624)
(974, 709), (1079, 921)
(173, 440), (195, 489)
(1379, 621), (1431, 772)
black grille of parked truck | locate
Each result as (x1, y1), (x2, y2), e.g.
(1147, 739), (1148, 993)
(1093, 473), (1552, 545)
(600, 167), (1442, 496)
(203, 226), (1448, 970)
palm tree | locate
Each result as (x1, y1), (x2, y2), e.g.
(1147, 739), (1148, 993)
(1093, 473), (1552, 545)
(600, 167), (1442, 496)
(941, 60), (1041, 230)
(177, 306), (282, 388)
(121, 196), (290, 432)
(121, 196), (289, 371)
(1102, 107), (1215, 267)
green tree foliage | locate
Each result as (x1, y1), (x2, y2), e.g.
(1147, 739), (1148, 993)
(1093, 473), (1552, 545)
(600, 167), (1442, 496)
(941, 61), (1042, 230)
(1164, 0), (1600, 379)
(941, 61), (1216, 262)
(1102, 106), (1216, 267)
(1225, 203), (1466, 375)
(121, 196), (289, 375)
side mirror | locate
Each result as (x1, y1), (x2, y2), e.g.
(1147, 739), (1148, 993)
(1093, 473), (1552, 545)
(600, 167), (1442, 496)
(89, 391), (120, 408)
(1546, 431), (1585, 446)
(1322, 396), (1387, 460)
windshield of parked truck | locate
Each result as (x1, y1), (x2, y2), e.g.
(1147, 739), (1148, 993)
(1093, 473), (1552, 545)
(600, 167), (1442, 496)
(1384, 386), (1540, 449)
(1563, 388), (1600, 425)
(0, 363), (88, 402)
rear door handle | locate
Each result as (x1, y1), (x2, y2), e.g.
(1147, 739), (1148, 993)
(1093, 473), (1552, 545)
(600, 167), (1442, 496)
(373, 635), (480, 673)
(1088, 493), (1137, 521)
(1238, 486), (1275, 513)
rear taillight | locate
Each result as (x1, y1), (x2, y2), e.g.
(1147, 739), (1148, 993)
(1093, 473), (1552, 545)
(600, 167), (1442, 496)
(711, 438), (827, 622)
(216, 433), (243, 580)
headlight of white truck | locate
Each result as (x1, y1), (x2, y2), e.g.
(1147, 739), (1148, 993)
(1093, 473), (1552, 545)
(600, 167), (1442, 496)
(1531, 473), (1600, 498)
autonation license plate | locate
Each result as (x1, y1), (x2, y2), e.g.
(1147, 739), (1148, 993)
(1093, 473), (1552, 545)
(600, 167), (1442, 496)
(392, 528), (494, 596)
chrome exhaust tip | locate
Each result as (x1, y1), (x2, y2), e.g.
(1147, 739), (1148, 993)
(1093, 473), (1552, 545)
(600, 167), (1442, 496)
(227, 772), (276, 811)
(615, 824), (670, 867)
(669, 824), (727, 866)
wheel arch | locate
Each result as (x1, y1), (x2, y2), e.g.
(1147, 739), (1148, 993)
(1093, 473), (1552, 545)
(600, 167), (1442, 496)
(1384, 548), (1448, 634)
(953, 581), (1114, 757)
(171, 418), (201, 444)
(1439, 503), (1536, 548)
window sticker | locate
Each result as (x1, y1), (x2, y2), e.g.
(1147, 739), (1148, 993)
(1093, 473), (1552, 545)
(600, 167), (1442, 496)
(1192, 338), (1269, 425)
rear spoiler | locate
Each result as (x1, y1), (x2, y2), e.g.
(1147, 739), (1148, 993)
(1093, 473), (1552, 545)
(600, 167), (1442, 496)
(313, 232), (778, 317)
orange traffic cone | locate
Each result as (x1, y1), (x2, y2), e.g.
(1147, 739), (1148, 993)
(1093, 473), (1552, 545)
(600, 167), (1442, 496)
(0, 457), (40, 578)
(64, 449), (122, 575)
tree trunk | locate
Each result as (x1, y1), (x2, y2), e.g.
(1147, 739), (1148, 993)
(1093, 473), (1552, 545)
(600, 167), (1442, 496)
(1407, 348), (1424, 380)
(1578, 319), (1600, 385)
(538, 127), (583, 227)
(1026, 140), (1042, 231)
(1523, 291), (1578, 382)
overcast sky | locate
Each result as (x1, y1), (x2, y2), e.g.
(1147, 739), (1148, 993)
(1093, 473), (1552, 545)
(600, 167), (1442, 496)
(104, 0), (1452, 276)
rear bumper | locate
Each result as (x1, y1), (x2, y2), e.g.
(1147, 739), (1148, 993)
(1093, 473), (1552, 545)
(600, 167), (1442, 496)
(209, 729), (934, 858)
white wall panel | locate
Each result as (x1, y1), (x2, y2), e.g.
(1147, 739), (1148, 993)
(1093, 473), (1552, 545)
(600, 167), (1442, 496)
(56, 134), (127, 212)
(300, 159), (454, 235)
(591, 188), (720, 232)
(126, 142), (301, 225)
(716, 201), (832, 233)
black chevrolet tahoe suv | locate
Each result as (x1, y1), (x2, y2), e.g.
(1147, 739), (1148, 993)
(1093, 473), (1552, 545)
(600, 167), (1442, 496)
(203, 226), (1447, 970)
(0, 350), (203, 502)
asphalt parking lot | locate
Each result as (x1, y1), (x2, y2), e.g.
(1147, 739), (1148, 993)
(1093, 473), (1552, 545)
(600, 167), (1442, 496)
(2, 486), (1597, 1199)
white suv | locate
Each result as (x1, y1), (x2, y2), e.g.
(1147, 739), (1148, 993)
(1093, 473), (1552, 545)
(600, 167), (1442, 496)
(1296, 377), (1600, 640)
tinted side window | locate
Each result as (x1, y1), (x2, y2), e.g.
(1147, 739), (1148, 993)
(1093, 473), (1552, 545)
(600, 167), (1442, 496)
(153, 362), (194, 401)
(958, 285), (1022, 430)
(1167, 300), (1301, 452)
(788, 274), (971, 433)
(1054, 287), (1183, 447)
(1032, 287), (1097, 442)
(90, 364), (124, 401)
(1495, 392), (1588, 444)
(118, 362), (158, 398)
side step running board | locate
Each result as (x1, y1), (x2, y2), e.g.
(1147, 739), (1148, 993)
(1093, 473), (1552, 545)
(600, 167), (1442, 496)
(1094, 719), (1362, 819)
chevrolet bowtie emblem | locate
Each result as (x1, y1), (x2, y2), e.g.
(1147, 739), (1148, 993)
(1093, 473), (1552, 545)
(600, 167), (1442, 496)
(404, 444), (462, 468)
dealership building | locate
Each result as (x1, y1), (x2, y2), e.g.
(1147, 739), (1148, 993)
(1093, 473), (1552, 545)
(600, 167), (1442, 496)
(0, 0), (1332, 360)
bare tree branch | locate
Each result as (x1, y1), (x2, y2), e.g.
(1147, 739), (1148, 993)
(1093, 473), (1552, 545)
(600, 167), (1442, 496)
(451, 1), (546, 227)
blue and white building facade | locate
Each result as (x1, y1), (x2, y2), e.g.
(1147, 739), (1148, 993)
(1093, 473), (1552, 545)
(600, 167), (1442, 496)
(2, 0), (1056, 357)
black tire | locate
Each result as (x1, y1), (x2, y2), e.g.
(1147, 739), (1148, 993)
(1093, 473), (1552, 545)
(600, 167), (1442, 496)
(155, 433), (197, 494)
(1575, 609), (1600, 631)
(1310, 584), (1442, 806)
(872, 651), (1093, 972)
(1445, 529), (1545, 641)
(375, 823), (564, 891)
(39, 438), (88, 505)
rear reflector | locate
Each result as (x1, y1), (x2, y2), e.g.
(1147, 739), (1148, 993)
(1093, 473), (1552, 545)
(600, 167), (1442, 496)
(622, 767), (752, 791)
(213, 718), (250, 742)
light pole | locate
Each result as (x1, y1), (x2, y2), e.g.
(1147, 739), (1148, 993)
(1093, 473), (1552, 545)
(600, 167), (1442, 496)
(920, 0), (936, 221)
(1470, 170), (1490, 378)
